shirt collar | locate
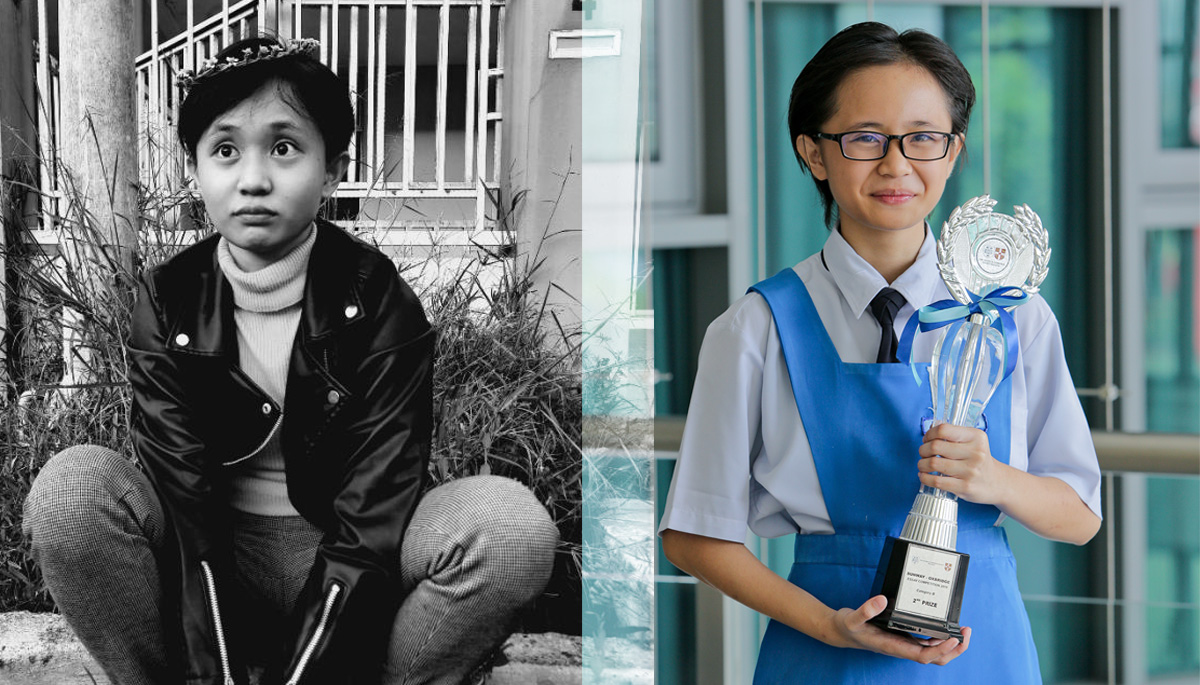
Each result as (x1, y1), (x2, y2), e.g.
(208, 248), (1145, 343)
(820, 224), (942, 319)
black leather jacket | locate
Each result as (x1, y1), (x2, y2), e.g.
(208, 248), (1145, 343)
(127, 220), (433, 684)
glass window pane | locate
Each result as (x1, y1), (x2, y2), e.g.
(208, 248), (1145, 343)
(1022, 600), (1114, 683)
(1160, 0), (1199, 149)
(1145, 228), (1200, 433)
(1146, 476), (1200, 676)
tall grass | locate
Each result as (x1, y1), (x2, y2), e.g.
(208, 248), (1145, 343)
(0, 159), (581, 634)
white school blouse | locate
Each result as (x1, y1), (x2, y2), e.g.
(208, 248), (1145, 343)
(657, 227), (1103, 542)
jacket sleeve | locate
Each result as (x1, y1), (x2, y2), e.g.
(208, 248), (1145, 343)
(281, 261), (434, 684)
(127, 272), (246, 685)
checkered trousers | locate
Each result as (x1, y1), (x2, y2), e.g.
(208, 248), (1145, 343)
(23, 444), (558, 685)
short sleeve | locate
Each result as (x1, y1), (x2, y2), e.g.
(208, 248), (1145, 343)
(657, 297), (769, 543)
(1020, 303), (1103, 519)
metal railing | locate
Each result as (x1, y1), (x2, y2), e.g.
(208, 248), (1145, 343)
(655, 415), (1200, 475)
(36, 0), (506, 245)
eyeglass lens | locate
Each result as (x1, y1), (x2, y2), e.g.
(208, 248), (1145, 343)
(841, 132), (949, 161)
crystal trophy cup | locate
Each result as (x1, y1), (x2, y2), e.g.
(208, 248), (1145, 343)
(868, 195), (1050, 640)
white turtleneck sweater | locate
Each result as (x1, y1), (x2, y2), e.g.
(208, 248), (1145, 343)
(215, 226), (317, 516)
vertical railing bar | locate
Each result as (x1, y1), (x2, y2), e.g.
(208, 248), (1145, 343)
(1105, 470), (1116, 685)
(160, 54), (168, 186)
(295, 0), (303, 38)
(475, 0), (490, 232)
(349, 5), (361, 183)
(54, 63), (62, 199)
(403, 0), (416, 188)
(36, 0), (53, 228)
(379, 4), (391, 191)
(1101, 0), (1116, 432)
(753, 0), (765, 280)
(491, 3), (503, 184)
(981, 0), (991, 195)
(1101, 1), (1116, 681)
(464, 5), (476, 183)
(366, 3), (377, 185)
(223, 0), (232, 43)
(187, 0), (196, 71)
(436, 0), (448, 190)
(136, 65), (145, 188)
(320, 6), (330, 62)
(171, 52), (181, 183)
(331, 0), (341, 76)
(161, 50), (170, 190)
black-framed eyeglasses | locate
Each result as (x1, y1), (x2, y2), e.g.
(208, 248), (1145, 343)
(812, 130), (955, 161)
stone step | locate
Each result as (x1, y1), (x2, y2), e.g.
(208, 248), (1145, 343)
(0, 612), (581, 685)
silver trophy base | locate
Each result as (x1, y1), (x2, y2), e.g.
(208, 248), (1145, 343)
(899, 490), (958, 550)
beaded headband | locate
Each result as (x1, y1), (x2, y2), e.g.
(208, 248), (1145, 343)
(175, 38), (320, 95)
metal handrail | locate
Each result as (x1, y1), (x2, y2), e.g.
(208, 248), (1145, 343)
(652, 416), (1200, 476)
(1093, 431), (1199, 475)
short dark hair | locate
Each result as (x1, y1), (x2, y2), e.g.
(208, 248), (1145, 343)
(177, 36), (354, 162)
(787, 22), (976, 228)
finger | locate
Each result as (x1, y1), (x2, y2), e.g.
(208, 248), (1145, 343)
(918, 471), (960, 494)
(922, 637), (961, 664)
(933, 423), (975, 442)
(923, 422), (961, 442)
(858, 627), (939, 661)
(888, 634), (958, 664)
(919, 439), (964, 462)
(932, 627), (971, 665)
(851, 596), (887, 627)
(917, 456), (957, 474)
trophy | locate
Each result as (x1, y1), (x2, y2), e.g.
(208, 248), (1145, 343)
(868, 195), (1050, 640)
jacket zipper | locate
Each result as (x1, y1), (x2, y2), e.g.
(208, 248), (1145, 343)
(221, 412), (283, 466)
(199, 561), (235, 685)
(285, 582), (343, 685)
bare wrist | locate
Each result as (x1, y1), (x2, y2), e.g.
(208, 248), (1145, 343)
(815, 606), (845, 647)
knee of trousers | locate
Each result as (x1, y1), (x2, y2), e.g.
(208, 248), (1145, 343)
(407, 475), (559, 603)
(23, 445), (164, 561)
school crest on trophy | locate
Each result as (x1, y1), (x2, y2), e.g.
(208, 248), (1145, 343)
(937, 195), (1050, 305)
(868, 196), (1050, 641)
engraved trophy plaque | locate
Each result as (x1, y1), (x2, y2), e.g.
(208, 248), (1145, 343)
(868, 195), (1049, 640)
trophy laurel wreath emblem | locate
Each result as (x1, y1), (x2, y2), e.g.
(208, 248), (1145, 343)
(868, 195), (1050, 640)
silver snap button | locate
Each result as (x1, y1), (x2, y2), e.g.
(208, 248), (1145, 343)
(261, 402), (272, 415)
(327, 390), (340, 405)
(175, 333), (190, 346)
(344, 305), (358, 319)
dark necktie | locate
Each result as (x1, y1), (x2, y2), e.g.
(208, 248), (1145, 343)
(868, 287), (906, 363)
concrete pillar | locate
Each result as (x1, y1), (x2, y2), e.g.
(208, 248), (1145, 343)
(57, 0), (138, 389)
(58, 0), (138, 255)
(501, 0), (583, 342)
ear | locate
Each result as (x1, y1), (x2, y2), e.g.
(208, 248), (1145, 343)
(322, 152), (351, 198)
(796, 134), (828, 181)
(185, 155), (197, 182)
(946, 133), (964, 174)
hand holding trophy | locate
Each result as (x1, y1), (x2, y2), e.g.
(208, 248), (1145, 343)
(868, 195), (1050, 641)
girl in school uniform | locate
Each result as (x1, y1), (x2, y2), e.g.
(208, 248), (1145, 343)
(658, 22), (1102, 683)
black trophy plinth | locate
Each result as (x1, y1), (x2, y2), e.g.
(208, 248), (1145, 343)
(869, 536), (969, 640)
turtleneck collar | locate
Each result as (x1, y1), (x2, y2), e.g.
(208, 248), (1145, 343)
(216, 223), (316, 313)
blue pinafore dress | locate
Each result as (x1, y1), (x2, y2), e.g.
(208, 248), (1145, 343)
(748, 269), (1041, 684)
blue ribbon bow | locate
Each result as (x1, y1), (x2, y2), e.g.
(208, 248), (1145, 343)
(897, 286), (1030, 383)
